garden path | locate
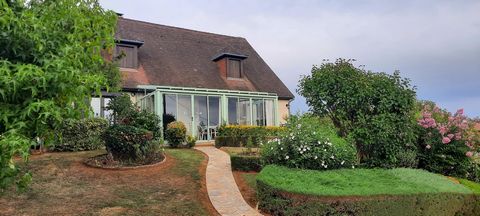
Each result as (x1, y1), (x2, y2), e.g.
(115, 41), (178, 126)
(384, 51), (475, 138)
(195, 146), (262, 216)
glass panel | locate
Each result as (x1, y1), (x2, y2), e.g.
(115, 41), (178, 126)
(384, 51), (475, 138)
(164, 94), (177, 118)
(177, 95), (192, 135)
(194, 96), (208, 140)
(238, 98), (251, 125)
(228, 97), (238, 125)
(90, 97), (101, 117)
(208, 96), (220, 139)
(103, 98), (112, 120)
(253, 99), (265, 126)
(265, 99), (275, 126)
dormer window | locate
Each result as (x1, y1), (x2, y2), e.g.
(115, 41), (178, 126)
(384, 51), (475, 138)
(115, 39), (144, 69)
(227, 58), (242, 78)
(212, 52), (248, 79)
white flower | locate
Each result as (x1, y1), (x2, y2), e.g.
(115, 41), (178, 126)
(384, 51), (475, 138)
(285, 155), (289, 160)
(327, 142), (332, 146)
(352, 166), (355, 169)
(281, 147), (283, 150)
(330, 155), (335, 159)
(314, 156), (318, 159)
(271, 147), (273, 150)
(297, 124), (302, 128)
(300, 151), (303, 154)
(313, 131), (316, 135)
(317, 141), (321, 144)
(341, 161), (345, 165)
(298, 148), (301, 151)
(324, 149), (327, 152)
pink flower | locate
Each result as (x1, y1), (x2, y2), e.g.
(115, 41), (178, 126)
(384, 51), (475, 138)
(426, 145), (431, 149)
(456, 108), (464, 115)
(447, 134), (454, 139)
(454, 132), (462, 140)
(442, 137), (451, 144)
(466, 151), (474, 157)
(439, 126), (448, 136)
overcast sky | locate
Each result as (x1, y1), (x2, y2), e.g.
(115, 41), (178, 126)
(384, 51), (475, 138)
(100, 0), (480, 117)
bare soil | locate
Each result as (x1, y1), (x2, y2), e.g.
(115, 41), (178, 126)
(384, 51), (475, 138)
(0, 149), (217, 216)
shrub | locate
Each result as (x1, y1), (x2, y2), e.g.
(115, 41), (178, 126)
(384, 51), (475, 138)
(261, 114), (357, 170)
(416, 103), (479, 180)
(298, 59), (418, 168)
(106, 94), (162, 140)
(54, 118), (108, 152)
(215, 125), (285, 147)
(231, 155), (262, 172)
(165, 121), (186, 148)
(186, 135), (196, 148)
(103, 124), (159, 161)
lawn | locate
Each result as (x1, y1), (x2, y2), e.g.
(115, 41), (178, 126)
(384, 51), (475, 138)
(257, 165), (475, 196)
(0, 149), (217, 216)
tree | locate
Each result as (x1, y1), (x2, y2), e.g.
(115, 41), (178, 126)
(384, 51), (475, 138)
(0, 0), (119, 191)
(298, 59), (417, 168)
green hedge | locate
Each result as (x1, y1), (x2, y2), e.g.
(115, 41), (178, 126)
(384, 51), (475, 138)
(257, 165), (480, 215)
(54, 117), (108, 152)
(231, 154), (262, 172)
(215, 125), (284, 147)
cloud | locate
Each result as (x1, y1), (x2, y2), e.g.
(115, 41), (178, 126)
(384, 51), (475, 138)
(100, 0), (480, 117)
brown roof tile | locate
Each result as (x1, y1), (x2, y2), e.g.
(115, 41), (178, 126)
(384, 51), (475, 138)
(116, 17), (294, 99)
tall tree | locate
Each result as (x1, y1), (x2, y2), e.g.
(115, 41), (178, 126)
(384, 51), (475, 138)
(0, 0), (119, 191)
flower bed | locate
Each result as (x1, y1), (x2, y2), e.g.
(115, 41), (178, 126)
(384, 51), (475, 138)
(257, 165), (480, 215)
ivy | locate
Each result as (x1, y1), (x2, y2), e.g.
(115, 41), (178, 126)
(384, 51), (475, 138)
(0, 0), (119, 192)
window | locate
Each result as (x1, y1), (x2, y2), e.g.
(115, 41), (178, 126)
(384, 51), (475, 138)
(228, 97), (238, 125)
(227, 59), (241, 78)
(115, 44), (138, 68)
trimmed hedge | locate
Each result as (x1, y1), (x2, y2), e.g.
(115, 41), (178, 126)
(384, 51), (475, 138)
(215, 125), (285, 147)
(231, 154), (262, 172)
(54, 117), (108, 152)
(257, 165), (480, 215)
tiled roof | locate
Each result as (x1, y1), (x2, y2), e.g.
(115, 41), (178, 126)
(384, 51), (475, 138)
(116, 17), (294, 100)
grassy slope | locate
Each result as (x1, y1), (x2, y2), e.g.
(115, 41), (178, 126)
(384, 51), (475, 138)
(257, 165), (474, 196)
(458, 178), (480, 194)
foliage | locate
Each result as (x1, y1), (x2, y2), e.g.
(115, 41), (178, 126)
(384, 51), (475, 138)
(298, 59), (418, 168)
(186, 135), (196, 148)
(103, 125), (159, 161)
(162, 113), (176, 133)
(416, 103), (479, 180)
(0, 0), (118, 190)
(215, 125), (285, 147)
(257, 165), (480, 215)
(165, 121), (187, 148)
(106, 94), (162, 140)
(223, 147), (262, 171)
(261, 114), (357, 170)
(53, 118), (108, 152)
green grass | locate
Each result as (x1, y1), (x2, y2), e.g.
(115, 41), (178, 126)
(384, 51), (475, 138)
(241, 173), (258, 189)
(458, 178), (480, 194)
(166, 149), (204, 180)
(257, 165), (474, 196)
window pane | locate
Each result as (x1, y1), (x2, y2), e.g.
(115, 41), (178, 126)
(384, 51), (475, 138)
(177, 95), (192, 135)
(238, 98), (251, 125)
(265, 99), (275, 126)
(228, 59), (241, 78)
(91, 97), (101, 117)
(103, 98), (112, 120)
(228, 97), (238, 125)
(164, 94), (177, 118)
(253, 99), (265, 126)
(194, 96), (208, 140)
(209, 96), (220, 127)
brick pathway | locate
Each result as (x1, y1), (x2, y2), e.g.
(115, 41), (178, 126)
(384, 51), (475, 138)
(195, 146), (262, 216)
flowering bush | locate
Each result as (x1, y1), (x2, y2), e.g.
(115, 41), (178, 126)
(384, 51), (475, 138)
(165, 121), (187, 148)
(261, 115), (357, 170)
(417, 104), (479, 180)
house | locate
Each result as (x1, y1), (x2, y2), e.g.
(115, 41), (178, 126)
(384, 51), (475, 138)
(91, 15), (294, 141)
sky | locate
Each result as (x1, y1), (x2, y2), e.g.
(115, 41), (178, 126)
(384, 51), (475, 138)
(99, 0), (480, 117)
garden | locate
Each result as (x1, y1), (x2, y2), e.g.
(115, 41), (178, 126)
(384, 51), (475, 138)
(218, 59), (480, 215)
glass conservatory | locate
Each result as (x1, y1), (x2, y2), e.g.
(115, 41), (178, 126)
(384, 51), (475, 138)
(137, 85), (279, 141)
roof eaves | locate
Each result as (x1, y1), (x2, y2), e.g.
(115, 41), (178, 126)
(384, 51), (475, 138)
(212, 53), (248, 62)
